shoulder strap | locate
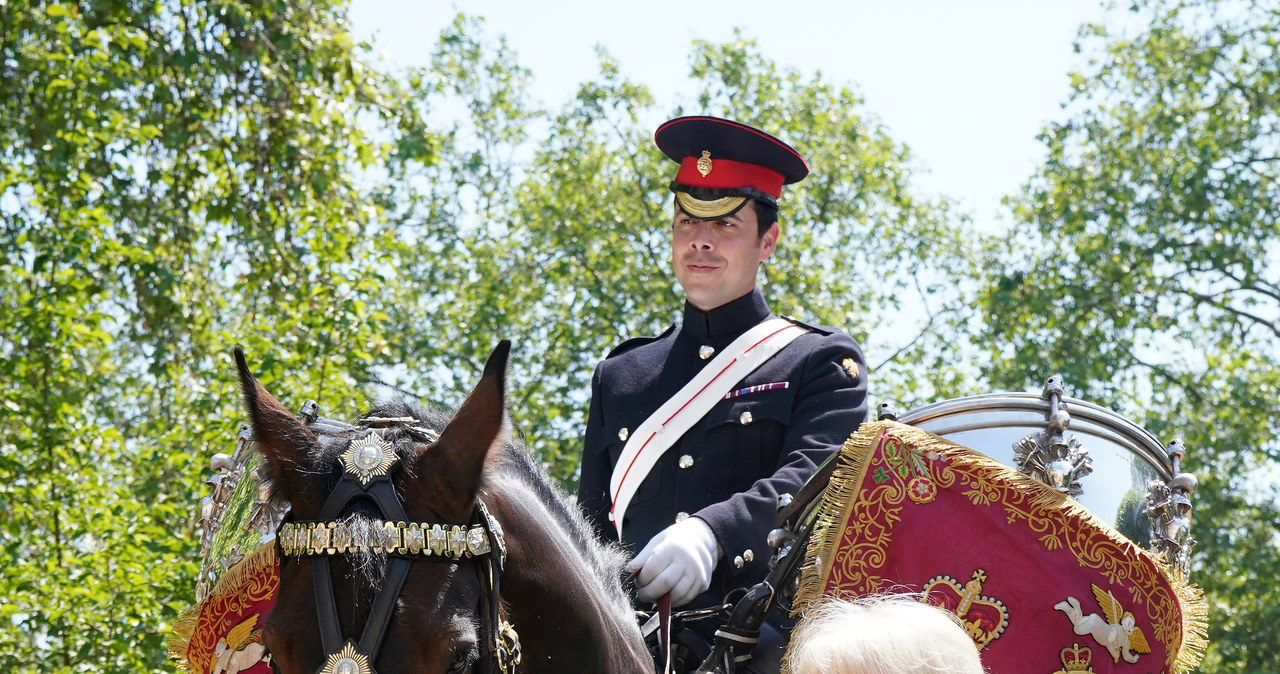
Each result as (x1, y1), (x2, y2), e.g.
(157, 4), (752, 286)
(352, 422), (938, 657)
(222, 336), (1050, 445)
(608, 317), (809, 538)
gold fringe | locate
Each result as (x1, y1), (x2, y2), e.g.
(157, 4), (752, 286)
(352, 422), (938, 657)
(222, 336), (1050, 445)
(789, 420), (1208, 672)
(165, 544), (279, 673)
(792, 421), (884, 617)
(166, 601), (202, 673)
(1168, 559), (1209, 673)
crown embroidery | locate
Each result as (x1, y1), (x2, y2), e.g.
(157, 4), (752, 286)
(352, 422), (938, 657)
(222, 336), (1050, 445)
(1053, 643), (1096, 673)
(921, 568), (1009, 650)
(697, 150), (713, 177)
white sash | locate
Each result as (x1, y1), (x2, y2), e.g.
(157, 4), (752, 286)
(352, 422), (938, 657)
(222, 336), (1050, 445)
(608, 317), (808, 538)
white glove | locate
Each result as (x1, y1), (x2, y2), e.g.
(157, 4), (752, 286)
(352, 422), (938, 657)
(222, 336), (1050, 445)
(627, 516), (721, 607)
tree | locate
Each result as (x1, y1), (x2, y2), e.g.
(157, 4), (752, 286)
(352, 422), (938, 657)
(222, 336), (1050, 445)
(0, 0), (435, 669)
(0, 5), (979, 671)
(385, 31), (982, 484)
(976, 0), (1280, 669)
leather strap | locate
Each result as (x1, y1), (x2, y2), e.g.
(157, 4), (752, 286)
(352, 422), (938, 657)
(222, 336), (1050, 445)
(310, 429), (414, 671)
(313, 558), (343, 656)
(359, 558), (411, 656)
(608, 317), (808, 536)
(658, 592), (672, 674)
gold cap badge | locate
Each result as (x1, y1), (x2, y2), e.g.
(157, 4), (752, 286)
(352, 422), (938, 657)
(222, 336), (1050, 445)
(696, 150), (713, 177)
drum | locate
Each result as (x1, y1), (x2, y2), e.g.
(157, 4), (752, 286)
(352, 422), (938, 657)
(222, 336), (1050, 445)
(716, 378), (1203, 674)
(896, 378), (1179, 551)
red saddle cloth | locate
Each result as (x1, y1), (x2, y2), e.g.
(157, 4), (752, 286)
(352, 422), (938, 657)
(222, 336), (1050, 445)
(170, 543), (279, 674)
(793, 421), (1206, 674)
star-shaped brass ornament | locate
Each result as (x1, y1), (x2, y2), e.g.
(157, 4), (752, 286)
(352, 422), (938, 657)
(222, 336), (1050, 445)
(320, 641), (372, 674)
(340, 432), (398, 485)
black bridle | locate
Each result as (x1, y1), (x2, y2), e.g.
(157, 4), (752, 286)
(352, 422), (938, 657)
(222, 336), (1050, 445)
(275, 422), (520, 674)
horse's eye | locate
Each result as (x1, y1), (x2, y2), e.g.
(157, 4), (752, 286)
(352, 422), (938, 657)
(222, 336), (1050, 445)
(446, 646), (474, 674)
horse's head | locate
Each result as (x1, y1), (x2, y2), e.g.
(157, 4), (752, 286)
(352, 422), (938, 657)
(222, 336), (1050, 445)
(235, 342), (516, 674)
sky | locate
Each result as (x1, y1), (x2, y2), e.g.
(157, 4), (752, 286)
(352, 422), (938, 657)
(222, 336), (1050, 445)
(345, 3), (1280, 492)
(348, 0), (1111, 233)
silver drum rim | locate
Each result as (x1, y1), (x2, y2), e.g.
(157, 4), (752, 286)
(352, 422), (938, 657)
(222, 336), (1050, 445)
(898, 392), (1173, 482)
(897, 392), (1176, 547)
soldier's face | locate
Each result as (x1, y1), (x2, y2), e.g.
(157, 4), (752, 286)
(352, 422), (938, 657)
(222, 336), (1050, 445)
(671, 205), (778, 311)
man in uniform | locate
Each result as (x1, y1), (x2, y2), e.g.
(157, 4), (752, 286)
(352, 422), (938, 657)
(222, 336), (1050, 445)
(577, 116), (869, 672)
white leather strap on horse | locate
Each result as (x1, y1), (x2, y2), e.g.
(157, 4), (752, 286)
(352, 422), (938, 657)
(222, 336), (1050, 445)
(608, 317), (809, 538)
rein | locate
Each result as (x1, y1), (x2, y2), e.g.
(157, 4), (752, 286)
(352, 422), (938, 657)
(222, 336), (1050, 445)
(276, 419), (521, 674)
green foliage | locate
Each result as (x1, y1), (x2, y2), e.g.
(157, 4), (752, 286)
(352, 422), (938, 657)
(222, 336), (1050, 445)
(977, 0), (1280, 669)
(0, 5), (972, 670)
(369, 27), (980, 484)
(11, 0), (1274, 670)
(0, 0), (433, 670)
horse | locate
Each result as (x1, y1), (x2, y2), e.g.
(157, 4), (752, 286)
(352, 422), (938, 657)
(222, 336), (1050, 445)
(234, 340), (654, 673)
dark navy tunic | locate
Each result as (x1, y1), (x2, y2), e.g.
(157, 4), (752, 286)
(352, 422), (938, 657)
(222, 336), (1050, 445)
(577, 289), (868, 606)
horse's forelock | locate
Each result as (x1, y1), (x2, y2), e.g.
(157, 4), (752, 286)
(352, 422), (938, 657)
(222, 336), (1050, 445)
(286, 397), (632, 617)
(305, 399), (452, 472)
(278, 399), (460, 582)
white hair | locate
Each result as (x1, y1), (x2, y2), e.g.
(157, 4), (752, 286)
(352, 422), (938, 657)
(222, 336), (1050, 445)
(786, 594), (986, 674)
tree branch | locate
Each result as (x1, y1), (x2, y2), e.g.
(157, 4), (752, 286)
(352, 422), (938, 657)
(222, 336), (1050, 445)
(873, 273), (938, 372)
(1187, 289), (1280, 338)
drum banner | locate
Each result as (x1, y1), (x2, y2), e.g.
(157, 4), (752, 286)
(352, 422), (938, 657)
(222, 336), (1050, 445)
(169, 542), (279, 674)
(792, 421), (1206, 674)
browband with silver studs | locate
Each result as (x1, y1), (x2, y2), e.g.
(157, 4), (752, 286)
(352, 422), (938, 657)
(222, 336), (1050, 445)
(278, 519), (492, 559)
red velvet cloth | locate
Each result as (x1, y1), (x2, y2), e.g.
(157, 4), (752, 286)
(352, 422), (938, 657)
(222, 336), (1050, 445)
(798, 421), (1202, 674)
(176, 543), (278, 674)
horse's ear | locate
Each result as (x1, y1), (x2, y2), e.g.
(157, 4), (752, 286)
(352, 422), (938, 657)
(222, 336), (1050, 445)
(234, 347), (322, 508)
(429, 340), (510, 518)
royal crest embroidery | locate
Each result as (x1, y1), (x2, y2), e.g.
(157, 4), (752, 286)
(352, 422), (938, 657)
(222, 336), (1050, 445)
(340, 432), (398, 486)
(1054, 584), (1152, 664)
(922, 569), (1009, 650)
(696, 150), (713, 177)
(1052, 643), (1097, 673)
(172, 543), (280, 674)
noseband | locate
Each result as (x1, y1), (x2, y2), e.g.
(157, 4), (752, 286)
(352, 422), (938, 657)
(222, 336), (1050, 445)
(275, 419), (521, 674)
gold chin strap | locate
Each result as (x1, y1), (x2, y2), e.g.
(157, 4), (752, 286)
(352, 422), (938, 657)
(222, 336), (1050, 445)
(675, 191), (748, 220)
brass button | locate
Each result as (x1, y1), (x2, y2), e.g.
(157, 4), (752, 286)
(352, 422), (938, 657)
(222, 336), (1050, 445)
(678, 454), (694, 469)
(676, 512), (689, 522)
(733, 555), (744, 569)
(699, 345), (715, 360)
(739, 411), (753, 425)
(618, 427), (629, 441)
(742, 549), (754, 563)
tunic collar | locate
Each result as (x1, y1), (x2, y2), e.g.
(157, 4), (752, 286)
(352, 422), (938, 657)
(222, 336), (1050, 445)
(680, 288), (771, 341)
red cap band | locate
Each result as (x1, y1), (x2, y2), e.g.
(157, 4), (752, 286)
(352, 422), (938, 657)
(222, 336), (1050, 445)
(675, 156), (785, 198)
